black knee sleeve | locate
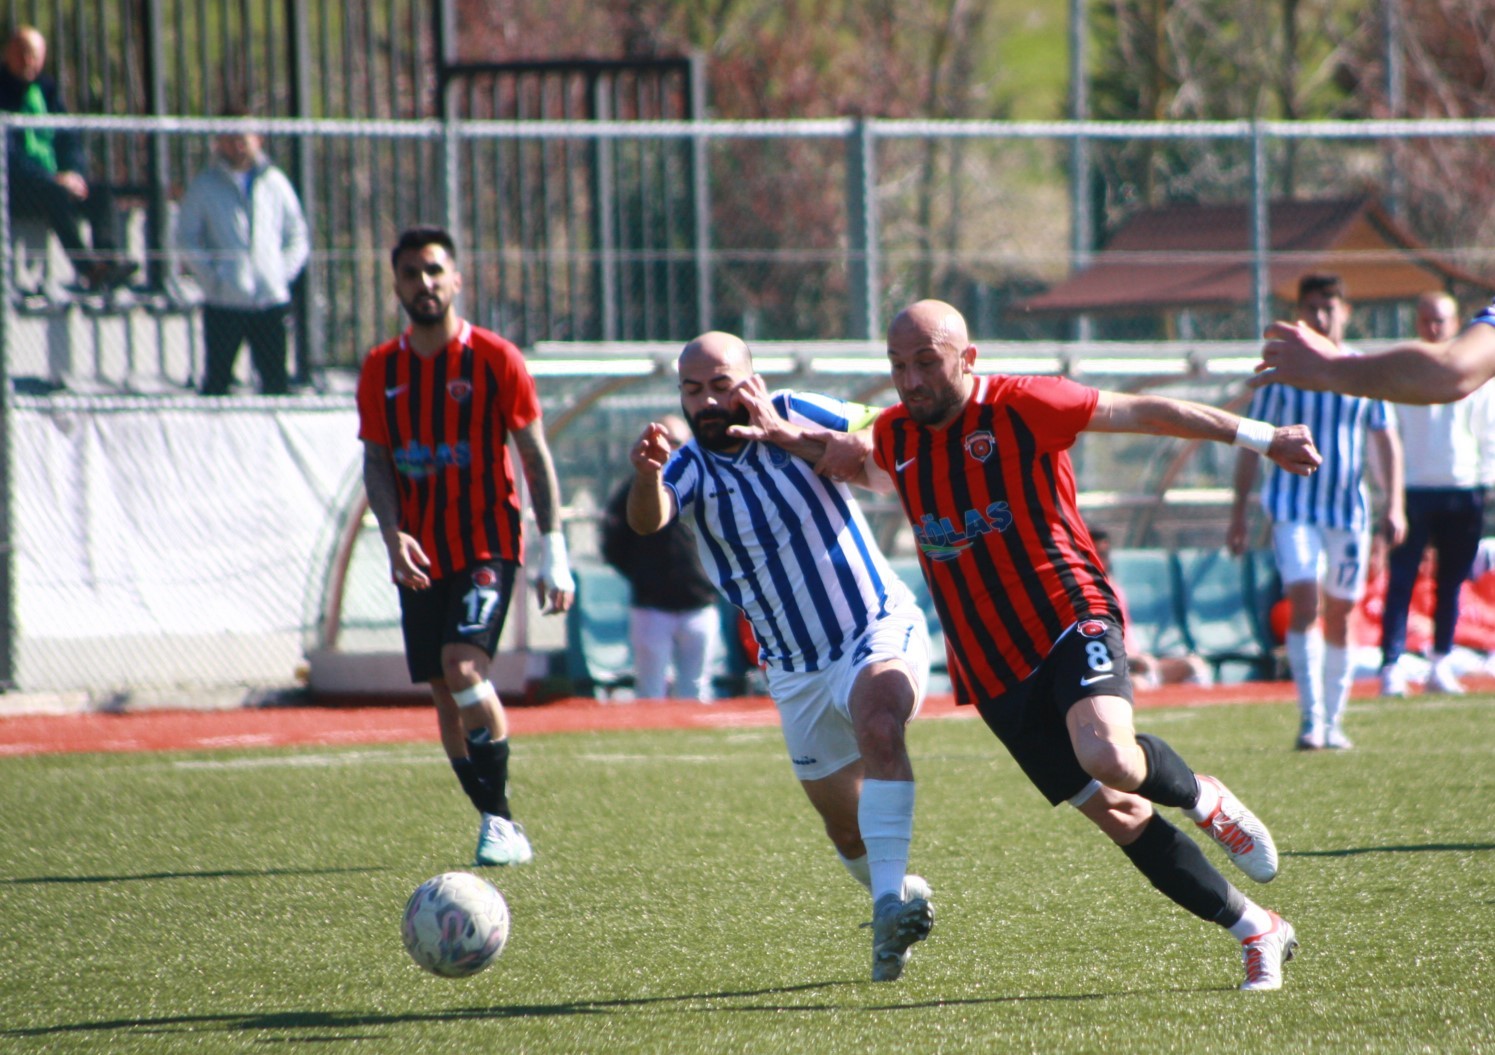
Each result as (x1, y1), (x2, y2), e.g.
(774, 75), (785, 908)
(1121, 812), (1245, 925)
(1134, 732), (1201, 809)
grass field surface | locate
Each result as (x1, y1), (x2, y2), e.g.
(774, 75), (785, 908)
(2, 695), (1491, 1054)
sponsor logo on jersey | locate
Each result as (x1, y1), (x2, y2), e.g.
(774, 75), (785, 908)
(1078, 619), (1107, 638)
(912, 502), (1015, 561)
(965, 430), (995, 463)
(394, 439), (472, 478)
(791, 755), (819, 766)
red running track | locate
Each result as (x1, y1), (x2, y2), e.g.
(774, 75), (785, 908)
(0, 681), (1313, 758)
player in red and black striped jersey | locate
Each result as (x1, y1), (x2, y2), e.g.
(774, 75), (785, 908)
(357, 226), (574, 869)
(801, 299), (1322, 989)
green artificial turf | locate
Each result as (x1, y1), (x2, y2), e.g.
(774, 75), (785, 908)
(1, 695), (1491, 1054)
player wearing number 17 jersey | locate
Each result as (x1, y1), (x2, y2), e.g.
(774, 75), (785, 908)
(357, 226), (575, 870)
(870, 299), (1320, 991)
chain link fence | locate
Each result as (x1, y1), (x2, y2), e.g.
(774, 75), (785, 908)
(5, 112), (1494, 697)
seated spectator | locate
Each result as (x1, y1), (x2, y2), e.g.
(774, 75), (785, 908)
(0, 25), (136, 293)
(1091, 528), (1212, 689)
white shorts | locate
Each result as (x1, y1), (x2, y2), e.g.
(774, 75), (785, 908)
(1272, 521), (1371, 601)
(763, 599), (931, 782)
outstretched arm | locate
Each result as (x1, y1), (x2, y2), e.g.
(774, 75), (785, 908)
(726, 375), (892, 492)
(1257, 319), (1495, 404)
(1087, 391), (1322, 477)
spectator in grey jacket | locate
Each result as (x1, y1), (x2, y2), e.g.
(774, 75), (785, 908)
(176, 115), (309, 395)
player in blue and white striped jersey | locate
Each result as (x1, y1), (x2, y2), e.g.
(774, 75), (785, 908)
(627, 331), (934, 982)
(1229, 274), (1406, 752)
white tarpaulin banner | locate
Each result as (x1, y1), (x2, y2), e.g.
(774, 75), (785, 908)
(12, 397), (364, 693)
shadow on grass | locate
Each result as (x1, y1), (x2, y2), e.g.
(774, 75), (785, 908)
(2, 981), (1135, 1039)
(2, 866), (387, 885)
(1284, 842), (1494, 858)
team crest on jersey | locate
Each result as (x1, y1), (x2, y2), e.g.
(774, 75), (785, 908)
(1078, 619), (1107, 639)
(965, 430), (995, 463)
(471, 567), (498, 589)
(447, 378), (473, 402)
(768, 446), (790, 468)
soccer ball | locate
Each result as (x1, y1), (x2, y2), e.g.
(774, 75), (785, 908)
(400, 871), (510, 977)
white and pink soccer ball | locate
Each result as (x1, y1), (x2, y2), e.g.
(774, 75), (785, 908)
(400, 871), (510, 977)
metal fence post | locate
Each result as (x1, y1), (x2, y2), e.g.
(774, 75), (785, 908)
(286, 0), (316, 385)
(0, 126), (13, 690)
(689, 51), (712, 335)
(592, 76), (620, 342)
(1068, 0), (1093, 343)
(845, 118), (880, 341)
(1250, 120), (1271, 337)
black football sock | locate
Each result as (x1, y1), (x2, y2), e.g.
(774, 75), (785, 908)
(450, 757), (503, 817)
(1133, 732), (1202, 809)
(1120, 811), (1246, 926)
(464, 728), (512, 819)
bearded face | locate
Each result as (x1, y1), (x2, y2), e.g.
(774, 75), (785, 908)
(687, 402), (750, 451)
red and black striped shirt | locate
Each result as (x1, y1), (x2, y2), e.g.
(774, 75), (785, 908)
(873, 374), (1120, 704)
(355, 321), (540, 580)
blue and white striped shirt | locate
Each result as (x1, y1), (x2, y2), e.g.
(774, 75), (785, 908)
(663, 390), (909, 673)
(1247, 360), (1393, 532)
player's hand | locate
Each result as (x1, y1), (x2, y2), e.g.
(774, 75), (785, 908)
(530, 531), (575, 615)
(1382, 506), (1408, 549)
(1266, 423), (1322, 477)
(1225, 510), (1250, 557)
(726, 374), (798, 446)
(56, 171), (88, 200)
(630, 422), (674, 477)
(812, 430), (872, 483)
(1255, 320), (1346, 391)
(389, 534), (432, 590)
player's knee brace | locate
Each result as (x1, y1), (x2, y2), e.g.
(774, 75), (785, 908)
(1133, 732), (1200, 809)
(453, 680), (497, 709)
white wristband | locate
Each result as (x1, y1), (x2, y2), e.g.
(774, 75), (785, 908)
(533, 530), (575, 594)
(1233, 418), (1275, 456)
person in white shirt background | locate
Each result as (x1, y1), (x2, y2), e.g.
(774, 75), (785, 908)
(1377, 291), (1495, 698)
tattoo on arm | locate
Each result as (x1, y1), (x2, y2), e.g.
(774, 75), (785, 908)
(362, 442), (402, 538)
(512, 421), (562, 533)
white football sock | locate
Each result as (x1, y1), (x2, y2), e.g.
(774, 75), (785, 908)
(1228, 899), (1276, 942)
(1286, 629), (1325, 731)
(838, 851), (872, 893)
(1322, 643), (1353, 731)
(1183, 776), (1219, 824)
(859, 778), (915, 905)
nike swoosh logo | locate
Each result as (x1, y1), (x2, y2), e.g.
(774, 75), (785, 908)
(385, 385), (408, 398)
(895, 456), (917, 472)
(1079, 673), (1112, 687)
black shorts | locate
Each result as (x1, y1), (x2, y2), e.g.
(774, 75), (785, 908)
(972, 615), (1136, 806)
(398, 560), (518, 684)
